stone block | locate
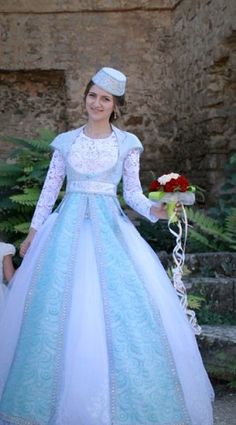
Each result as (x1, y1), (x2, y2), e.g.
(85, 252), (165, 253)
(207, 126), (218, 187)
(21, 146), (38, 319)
(184, 253), (236, 277)
(186, 277), (236, 316)
(197, 325), (236, 381)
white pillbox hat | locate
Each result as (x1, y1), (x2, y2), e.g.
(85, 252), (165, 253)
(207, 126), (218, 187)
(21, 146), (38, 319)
(92, 67), (126, 96)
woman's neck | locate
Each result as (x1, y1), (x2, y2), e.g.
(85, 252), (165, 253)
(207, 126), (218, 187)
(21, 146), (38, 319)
(84, 120), (112, 139)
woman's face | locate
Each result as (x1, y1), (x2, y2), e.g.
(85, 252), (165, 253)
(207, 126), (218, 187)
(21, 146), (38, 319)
(85, 85), (115, 122)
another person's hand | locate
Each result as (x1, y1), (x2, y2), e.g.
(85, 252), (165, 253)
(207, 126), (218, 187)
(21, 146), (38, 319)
(19, 228), (37, 257)
(150, 202), (182, 220)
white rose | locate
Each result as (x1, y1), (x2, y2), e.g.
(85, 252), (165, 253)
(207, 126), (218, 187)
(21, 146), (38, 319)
(158, 173), (180, 185)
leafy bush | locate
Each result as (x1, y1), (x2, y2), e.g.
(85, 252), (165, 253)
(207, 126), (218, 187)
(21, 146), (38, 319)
(187, 153), (236, 252)
(0, 129), (59, 248)
(186, 208), (236, 252)
(210, 153), (236, 221)
(136, 218), (176, 253)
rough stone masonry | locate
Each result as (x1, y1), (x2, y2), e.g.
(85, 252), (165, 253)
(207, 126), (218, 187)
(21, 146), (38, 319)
(0, 0), (235, 202)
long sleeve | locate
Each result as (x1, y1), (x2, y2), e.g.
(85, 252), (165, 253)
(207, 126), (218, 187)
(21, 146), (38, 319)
(123, 148), (158, 223)
(31, 150), (66, 230)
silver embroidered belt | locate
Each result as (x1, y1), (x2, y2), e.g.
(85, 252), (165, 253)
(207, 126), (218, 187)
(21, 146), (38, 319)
(66, 180), (117, 196)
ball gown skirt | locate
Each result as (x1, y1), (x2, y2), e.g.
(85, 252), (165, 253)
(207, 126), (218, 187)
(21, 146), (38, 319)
(0, 193), (214, 425)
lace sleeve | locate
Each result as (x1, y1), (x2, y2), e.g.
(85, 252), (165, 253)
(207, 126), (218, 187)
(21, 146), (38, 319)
(123, 148), (158, 222)
(31, 150), (66, 230)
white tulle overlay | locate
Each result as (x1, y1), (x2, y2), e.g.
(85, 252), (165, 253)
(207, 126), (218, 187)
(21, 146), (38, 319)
(0, 128), (214, 425)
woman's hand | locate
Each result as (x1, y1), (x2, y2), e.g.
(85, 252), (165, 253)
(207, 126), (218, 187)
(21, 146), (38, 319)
(19, 227), (37, 257)
(150, 203), (168, 220)
(150, 202), (182, 220)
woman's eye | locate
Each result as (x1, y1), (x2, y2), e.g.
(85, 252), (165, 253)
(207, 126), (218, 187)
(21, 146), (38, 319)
(104, 97), (111, 102)
(88, 93), (95, 97)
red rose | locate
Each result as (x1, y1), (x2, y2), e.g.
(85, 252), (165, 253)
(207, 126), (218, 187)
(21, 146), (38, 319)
(149, 180), (161, 192)
(176, 175), (190, 192)
(164, 179), (178, 192)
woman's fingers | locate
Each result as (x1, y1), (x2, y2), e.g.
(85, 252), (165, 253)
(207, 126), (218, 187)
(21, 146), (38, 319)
(174, 202), (183, 218)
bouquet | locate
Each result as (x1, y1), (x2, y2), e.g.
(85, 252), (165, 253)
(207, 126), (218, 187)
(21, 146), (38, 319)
(148, 173), (196, 223)
(148, 173), (201, 335)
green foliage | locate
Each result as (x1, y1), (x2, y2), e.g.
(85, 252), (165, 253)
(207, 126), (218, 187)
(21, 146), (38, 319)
(228, 380), (236, 390)
(196, 303), (236, 326)
(137, 218), (175, 253)
(225, 208), (236, 250)
(214, 153), (236, 220)
(189, 282), (236, 325)
(187, 153), (236, 252)
(10, 188), (41, 206)
(187, 294), (205, 310)
(186, 207), (236, 252)
(0, 129), (58, 248)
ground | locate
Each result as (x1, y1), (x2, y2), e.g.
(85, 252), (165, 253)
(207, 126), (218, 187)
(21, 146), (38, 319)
(213, 382), (236, 424)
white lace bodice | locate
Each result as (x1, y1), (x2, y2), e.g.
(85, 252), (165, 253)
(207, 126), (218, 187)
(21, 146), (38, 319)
(68, 131), (118, 174)
(31, 132), (157, 230)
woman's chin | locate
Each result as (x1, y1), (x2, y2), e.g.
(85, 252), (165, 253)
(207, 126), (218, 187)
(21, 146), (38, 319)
(88, 113), (109, 122)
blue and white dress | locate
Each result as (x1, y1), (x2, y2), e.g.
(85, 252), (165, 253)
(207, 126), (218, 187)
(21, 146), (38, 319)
(0, 125), (214, 425)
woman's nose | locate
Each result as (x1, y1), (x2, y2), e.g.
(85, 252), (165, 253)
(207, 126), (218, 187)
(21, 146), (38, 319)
(94, 97), (101, 107)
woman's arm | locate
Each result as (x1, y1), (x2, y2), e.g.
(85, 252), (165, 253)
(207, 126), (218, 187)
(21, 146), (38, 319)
(30, 149), (66, 230)
(3, 255), (15, 282)
(122, 148), (168, 221)
(20, 150), (66, 257)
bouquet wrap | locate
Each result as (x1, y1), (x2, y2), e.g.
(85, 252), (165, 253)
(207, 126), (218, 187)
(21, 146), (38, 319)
(149, 191), (195, 223)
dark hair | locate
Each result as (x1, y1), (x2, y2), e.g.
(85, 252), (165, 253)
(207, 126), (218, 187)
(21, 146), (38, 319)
(83, 80), (125, 122)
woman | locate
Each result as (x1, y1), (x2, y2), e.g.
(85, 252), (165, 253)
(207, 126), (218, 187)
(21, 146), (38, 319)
(0, 67), (214, 425)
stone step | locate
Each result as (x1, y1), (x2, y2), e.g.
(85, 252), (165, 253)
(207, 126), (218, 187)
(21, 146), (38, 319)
(197, 325), (236, 381)
(184, 276), (236, 316)
(184, 252), (236, 277)
(158, 251), (236, 277)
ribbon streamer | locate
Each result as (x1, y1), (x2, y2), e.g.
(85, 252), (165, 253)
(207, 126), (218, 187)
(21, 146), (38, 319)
(168, 204), (202, 335)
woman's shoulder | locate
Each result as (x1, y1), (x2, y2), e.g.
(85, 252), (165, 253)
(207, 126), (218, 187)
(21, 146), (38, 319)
(112, 125), (143, 151)
(50, 126), (83, 153)
(51, 127), (82, 144)
(123, 131), (144, 152)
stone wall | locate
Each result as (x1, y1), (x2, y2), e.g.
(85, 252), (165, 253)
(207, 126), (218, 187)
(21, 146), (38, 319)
(0, 0), (235, 200)
(0, 70), (67, 156)
(171, 0), (236, 196)
(0, 1), (174, 176)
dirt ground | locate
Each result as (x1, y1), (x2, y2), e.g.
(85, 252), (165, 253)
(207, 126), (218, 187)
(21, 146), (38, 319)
(213, 382), (236, 425)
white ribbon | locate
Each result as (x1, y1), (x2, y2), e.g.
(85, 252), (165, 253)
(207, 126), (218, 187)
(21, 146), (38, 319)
(168, 203), (202, 335)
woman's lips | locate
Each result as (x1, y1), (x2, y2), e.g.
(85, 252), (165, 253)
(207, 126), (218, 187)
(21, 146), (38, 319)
(89, 107), (103, 113)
